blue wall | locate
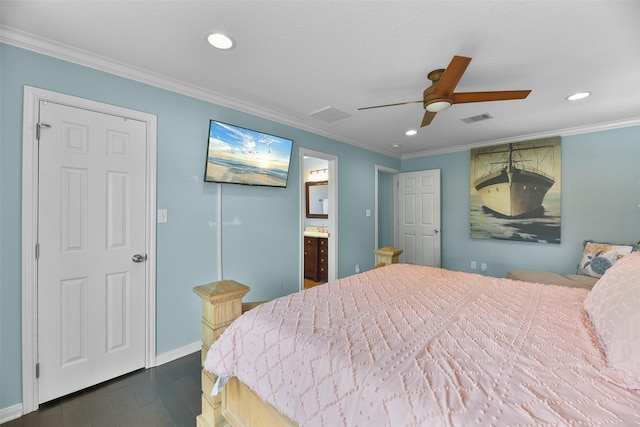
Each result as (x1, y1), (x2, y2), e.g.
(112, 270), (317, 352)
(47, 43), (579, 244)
(2, 42), (640, 413)
(0, 43), (399, 410)
(378, 171), (395, 248)
(402, 126), (640, 277)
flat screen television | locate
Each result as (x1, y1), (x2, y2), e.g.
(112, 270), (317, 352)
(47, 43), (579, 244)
(204, 120), (294, 188)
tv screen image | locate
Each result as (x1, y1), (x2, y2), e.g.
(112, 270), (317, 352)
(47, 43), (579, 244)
(204, 120), (294, 187)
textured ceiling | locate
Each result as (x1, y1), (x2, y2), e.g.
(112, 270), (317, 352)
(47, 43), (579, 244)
(2, 1), (640, 158)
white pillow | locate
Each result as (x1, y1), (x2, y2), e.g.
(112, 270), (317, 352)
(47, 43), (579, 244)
(584, 251), (640, 389)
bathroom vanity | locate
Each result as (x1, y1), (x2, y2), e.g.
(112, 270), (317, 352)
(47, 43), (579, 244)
(304, 235), (328, 282)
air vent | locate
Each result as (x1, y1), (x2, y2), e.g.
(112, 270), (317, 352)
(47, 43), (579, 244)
(461, 113), (493, 124)
(308, 106), (350, 123)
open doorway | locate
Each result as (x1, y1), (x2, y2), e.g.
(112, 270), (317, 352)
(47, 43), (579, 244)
(375, 165), (400, 261)
(300, 149), (338, 290)
(375, 166), (442, 267)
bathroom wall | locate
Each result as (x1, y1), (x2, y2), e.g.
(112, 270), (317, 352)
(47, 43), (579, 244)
(303, 157), (330, 229)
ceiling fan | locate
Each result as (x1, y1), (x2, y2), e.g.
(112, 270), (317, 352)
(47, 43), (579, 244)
(358, 55), (531, 127)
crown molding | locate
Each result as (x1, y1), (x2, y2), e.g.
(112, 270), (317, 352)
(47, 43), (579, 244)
(401, 117), (640, 160)
(3, 25), (637, 162)
(0, 25), (401, 159)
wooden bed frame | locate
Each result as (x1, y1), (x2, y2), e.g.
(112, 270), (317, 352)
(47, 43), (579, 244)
(192, 247), (402, 427)
(193, 280), (295, 427)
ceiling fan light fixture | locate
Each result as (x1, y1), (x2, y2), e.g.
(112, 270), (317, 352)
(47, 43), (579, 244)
(425, 100), (452, 113)
(565, 91), (591, 101)
(207, 32), (235, 50)
(358, 56), (532, 128)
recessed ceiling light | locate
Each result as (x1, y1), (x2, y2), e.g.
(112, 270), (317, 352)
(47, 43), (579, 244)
(565, 91), (591, 101)
(392, 144), (401, 148)
(405, 129), (418, 136)
(207, 33), (235, 50)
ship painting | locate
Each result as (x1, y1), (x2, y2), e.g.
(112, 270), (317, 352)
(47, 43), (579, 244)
(470, 137), (561, 243)
(474, 143), (555, 218)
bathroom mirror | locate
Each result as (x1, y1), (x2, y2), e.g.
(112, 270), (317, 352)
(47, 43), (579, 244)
(306, 181), (329, 218)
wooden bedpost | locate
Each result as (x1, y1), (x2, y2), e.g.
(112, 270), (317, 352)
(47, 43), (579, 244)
(193, 280), (250, 427)
(373, 246), (403, 269)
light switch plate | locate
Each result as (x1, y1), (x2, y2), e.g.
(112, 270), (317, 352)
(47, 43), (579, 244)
(158, 209), (168, 223)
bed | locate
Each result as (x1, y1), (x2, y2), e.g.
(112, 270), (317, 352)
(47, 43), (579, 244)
(201, 253), (640, 426)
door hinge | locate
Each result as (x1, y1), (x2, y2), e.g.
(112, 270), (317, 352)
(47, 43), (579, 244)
(36, 122), (51, 140)
(35, 243), (40, 259)
(36, 363), (40, 378)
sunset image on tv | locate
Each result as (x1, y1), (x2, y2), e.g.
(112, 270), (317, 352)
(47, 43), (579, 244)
(205, 120), (293, 187)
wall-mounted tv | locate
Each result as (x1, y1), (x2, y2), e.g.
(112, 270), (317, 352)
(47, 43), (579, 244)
(204, 120), (294, 188)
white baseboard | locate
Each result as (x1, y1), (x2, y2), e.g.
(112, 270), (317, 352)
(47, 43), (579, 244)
(0, 403), (23, 424)
(155, 340), (201, 366)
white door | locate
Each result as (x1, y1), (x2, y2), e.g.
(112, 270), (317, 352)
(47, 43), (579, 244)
(37, 101), (147, 403)
(397, 169), (441, 267)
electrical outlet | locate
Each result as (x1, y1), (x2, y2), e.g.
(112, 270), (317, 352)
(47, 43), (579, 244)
(481, 263), (487, 272)
(470, 261), (477, 270)
(355, 264), (360, 273)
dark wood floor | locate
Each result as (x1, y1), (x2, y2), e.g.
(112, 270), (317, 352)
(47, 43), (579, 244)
(2, 351), (201, 427)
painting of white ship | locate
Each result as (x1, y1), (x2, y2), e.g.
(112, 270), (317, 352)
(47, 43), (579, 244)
(470, 137), (561, 243)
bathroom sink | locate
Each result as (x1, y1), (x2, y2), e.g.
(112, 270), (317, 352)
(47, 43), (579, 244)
(304, 230), (329, 238)
(304, 227), (329, 238)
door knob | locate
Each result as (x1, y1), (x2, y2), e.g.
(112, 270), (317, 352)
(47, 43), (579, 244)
(132, 254), (147, 263)
(434, 229), (439, 234)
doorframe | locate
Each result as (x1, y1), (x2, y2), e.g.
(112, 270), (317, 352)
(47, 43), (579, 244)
(21, 86), (157, 413)
(299, 148), (338, 287)
(374, 165), (400, 254)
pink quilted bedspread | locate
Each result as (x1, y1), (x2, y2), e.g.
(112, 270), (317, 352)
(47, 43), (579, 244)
(204, 264), (640, 426)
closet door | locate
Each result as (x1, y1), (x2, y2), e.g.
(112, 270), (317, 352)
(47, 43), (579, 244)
(398, 169), (441, 267)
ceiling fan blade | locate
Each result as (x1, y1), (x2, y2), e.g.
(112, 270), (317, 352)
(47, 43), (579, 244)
(432, 55), (472, 96)
(358, 100), (423, 111)
(421, 110), (437, 127)
(452, 90), (531, 104)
